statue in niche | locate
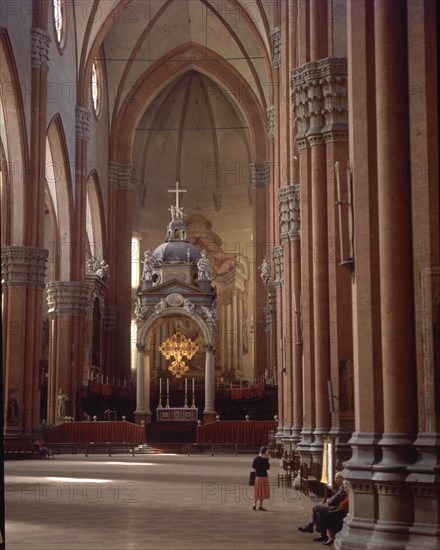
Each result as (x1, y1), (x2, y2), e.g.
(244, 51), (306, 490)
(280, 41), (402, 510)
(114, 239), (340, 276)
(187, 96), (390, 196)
(197, 250), (212, 281)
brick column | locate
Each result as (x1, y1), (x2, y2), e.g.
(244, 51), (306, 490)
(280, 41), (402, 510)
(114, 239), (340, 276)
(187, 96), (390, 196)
(46, 281), (89, 421)
(249, 161), (270, 379)
(367, 2), (417, 548)
(108, 162), (134, 382)
(2, 247), (48, 434)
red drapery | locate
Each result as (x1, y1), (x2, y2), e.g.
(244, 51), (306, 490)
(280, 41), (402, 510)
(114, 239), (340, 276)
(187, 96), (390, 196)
(196, 421), (277, 444)
(88, 381), (134, 399)
(45, 421), (146, 444)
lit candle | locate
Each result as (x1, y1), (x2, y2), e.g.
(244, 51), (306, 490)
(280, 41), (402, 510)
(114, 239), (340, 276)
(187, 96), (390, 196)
(185, 378), (188, 394)
(167, 378), (169, 394)
(159, 378), (162, 395)
(192, 378), (195, 394)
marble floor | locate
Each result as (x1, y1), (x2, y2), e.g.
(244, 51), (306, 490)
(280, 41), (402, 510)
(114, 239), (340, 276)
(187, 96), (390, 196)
(5, 453), (324, 550)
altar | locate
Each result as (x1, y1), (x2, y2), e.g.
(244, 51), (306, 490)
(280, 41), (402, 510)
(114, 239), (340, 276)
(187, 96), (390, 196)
(156, 407), (198, 422)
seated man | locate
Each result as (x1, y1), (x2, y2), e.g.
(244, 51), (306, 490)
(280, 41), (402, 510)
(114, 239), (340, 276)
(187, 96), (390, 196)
(322, 493), (349, 546)
(298, 471), (347, 542)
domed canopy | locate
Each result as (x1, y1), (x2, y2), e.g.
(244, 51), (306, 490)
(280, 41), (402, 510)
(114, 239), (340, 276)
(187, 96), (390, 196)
(152, 241), (200, 264)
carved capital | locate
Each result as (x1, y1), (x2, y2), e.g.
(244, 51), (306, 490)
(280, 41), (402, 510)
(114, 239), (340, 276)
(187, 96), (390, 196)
(291, 57), (348, 148)
(272, 245), (284, 286)
(136, 343), (146, 352)
(263, 305), (272, 334)
(270, 27), (281, 68)
(249, 161), (270, 192)
(75, 107), (90, 141)
(31, 28), (50, 70)
(108, 162), (135, 191)
(278, 184), (300, 242)
(267, 106), (275, 138)
(268, 281), (277, 312)
(1, 246), (48, 287)
(46, 281), (90, 315)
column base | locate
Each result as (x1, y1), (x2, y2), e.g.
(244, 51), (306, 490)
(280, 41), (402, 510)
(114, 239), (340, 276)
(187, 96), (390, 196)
(336, 432), (382, 550)
(134, 411), (151, 425)
(203, 413), (217, 424)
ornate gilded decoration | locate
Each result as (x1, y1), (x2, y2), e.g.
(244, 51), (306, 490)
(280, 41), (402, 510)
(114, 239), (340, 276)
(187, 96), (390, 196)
(158, 332), (199, 378)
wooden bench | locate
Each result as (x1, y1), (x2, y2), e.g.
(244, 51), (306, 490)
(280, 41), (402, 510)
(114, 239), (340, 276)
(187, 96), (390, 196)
(46, 442), (137, 457)
(4, 439), (37, 460)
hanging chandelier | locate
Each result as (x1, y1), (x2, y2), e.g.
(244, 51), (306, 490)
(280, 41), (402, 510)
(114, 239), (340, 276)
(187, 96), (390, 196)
(158, 332), (199, 378)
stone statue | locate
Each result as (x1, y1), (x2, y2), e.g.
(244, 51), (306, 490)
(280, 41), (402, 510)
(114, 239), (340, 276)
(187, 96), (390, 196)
(56, 388), (68, 418)
(141, 250), (154, 281)
(96, 260), (110, 281)
(168, 205), (176, 220)
(155, 299), (167, 315)
(134, 298), (144, 321)
(175, 205), (185, 219)
(183, 298), (195, 316)
(197, 250), (212, 281)
(259, 257), (271, 286)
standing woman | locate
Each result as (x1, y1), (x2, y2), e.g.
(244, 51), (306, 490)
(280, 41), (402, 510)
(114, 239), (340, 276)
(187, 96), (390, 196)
(252, 445), (270, 510)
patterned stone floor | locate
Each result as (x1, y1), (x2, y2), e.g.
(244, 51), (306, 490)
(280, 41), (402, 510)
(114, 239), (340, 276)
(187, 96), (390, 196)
(5, 453), (323, 550)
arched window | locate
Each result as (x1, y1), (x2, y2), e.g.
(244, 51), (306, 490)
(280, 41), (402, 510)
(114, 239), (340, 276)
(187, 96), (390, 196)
(91, 59), (102, 118)
(53, 0), (66, 50)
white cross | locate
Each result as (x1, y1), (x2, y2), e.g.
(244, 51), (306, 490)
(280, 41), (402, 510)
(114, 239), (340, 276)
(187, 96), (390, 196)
(168, 181), (187, 209)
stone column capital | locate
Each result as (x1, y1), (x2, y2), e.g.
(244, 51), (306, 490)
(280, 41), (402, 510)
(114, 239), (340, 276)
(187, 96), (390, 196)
(278, 184), (301, 243)
(270, 27), (281, 68)
(31, 28), (50, 70)
(136, 343), (146, 352)
(1, 246), (48, 287)
(267, 106), (275, 139)
(46, 281), (90, 315)
(108, 161), (135, 191)
(272, 245), (284, 286)
(75, 107), (90, 141)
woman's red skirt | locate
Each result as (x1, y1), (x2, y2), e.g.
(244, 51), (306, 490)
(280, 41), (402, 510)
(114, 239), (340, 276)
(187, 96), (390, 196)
(254, 476), (270, 501)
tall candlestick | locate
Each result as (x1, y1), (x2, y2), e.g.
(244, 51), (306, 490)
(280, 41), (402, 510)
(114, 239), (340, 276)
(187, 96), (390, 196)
(167, 378), (169, 393)
(159, 378), (162, 394)
(192, 378), (195, 394)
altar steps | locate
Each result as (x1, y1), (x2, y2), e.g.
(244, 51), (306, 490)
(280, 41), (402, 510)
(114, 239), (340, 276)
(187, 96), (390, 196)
(145, 421), (197, 444)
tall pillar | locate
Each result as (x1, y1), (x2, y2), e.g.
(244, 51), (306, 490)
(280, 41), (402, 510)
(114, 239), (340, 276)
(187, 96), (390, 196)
(337, 2), (383, 549)
(46, 281), (89, 421)
(250, 161), (270, 378)
(134, 343), (146, 424)
(232, 289), (238, 371)
(366, 1), (417, 548)
(2, 246), (48, 434)
(203, 344), (216, 423)
(320, 57), (354, 463)
(307, 77), (331, 459)
(143, 349), (152, 424)
(279, 184), (303, 446)
(108, 162), (134, 382)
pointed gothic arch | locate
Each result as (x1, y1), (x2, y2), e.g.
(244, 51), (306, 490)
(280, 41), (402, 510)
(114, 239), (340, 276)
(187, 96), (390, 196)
(46, 114), (74, 281)
(0, 28), (29, 245)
